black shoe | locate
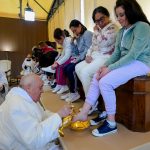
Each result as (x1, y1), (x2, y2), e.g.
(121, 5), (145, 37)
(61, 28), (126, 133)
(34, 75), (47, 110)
(88, 101), (99, 115)
(51, 82), (57, 89)
(90, 114), (107, 126)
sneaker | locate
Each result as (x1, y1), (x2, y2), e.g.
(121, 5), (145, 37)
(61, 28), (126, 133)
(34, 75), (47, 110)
(49, 80), (54, 86)
(40, 74), (48, 81)
(43, 78), (49, 85)
(90, 111), (107, 126)
(42, 66), (56, 73)
(92, 120), (117, 137)
(65, 92), (80, 102)
(41, 75), (50, 86)
(52, 85), (62, 93)
(88, 101), (99, 115)
(60, 93), (70, 100)
(49, 79), (56, 86)
(57, 86), (69, 94)
(51, 82), (57, 89)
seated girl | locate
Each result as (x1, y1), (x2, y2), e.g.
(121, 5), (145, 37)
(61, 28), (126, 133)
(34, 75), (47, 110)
(42, 28), (73, 94)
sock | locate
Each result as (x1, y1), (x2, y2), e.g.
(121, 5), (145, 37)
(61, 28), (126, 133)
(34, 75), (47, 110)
(99, 111), (107, 118)
(107, 120), (116, 127)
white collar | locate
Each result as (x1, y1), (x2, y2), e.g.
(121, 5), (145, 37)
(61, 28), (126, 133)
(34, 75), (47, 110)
(10, 87), (33, 103)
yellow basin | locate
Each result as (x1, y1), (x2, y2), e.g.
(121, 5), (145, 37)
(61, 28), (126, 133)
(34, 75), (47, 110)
(70, 120), (90, 131)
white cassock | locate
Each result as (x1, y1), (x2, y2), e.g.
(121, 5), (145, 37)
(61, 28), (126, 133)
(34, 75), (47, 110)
(0, 87), (62, 150)
(0, 71), (8, 104)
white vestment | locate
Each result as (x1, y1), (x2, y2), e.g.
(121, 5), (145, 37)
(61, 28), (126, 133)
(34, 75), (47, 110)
(0, 87), (62, 150)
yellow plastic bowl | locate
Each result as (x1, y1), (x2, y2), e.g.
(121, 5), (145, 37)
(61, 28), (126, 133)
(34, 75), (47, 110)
(70, 120), (90, 131)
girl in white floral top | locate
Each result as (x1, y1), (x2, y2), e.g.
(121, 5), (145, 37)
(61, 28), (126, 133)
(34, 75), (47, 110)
(75, 6), (118, 96)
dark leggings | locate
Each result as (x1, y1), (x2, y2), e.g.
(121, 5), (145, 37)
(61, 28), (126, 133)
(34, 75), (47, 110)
(64, 63), (78, 93)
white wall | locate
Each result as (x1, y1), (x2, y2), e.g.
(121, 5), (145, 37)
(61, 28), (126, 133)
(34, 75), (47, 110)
(137, 0), (150, 21)
(48, 0), (150, 41)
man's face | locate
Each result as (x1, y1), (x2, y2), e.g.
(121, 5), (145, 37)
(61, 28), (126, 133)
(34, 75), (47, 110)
(29, 78), (43, 103)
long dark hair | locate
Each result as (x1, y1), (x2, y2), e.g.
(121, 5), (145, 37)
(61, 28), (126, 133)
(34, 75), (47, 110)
(54, 28), (70, 40)
(69, 19), (87, 35)
(63, 29), (70, 37)
(92, 6), (110, 23)
(115, 0), (150, 25)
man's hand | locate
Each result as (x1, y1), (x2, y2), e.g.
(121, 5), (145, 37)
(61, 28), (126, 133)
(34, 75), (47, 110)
(85, 55), (93, 63)
(57, 105), (72, 118)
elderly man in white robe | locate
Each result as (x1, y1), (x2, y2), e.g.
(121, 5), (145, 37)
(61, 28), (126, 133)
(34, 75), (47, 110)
(0, 73), (71, 150)
(0, 71), (8, 104)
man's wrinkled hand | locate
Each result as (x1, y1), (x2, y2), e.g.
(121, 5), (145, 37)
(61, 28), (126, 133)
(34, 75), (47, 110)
(57, 105), (72, 118)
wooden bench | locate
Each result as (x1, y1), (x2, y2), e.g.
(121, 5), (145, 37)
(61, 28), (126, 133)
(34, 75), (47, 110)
(115, 76), (150, 132)
(79, 76), (150, 132)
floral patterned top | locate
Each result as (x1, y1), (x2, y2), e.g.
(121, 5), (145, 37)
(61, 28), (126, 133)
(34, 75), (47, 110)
(86, 22), (118, 56)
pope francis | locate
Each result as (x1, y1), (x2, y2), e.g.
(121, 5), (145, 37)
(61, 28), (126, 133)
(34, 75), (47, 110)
(0, 73), (71, 150)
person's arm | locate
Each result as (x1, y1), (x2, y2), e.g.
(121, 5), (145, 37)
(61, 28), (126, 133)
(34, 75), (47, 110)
(78, 31), (93, 61)
(98, 23), (118, 49)
(86, 31), (97, 56)
(56, 38), (72, 65)
(104, 31), (122, 67)
(108, 22), (150, 71)
(71, 44), (79, 57)
(86, 24), (118, 56)
(8, 105), (62, 150)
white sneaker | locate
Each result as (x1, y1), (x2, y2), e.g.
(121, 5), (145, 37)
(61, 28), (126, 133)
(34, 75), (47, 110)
(88, 101), (99, 115)
(52, 85), (62, 93)
(65, 92), (80, 102)
(60, 92), (70, 100)
(42, 66), (55, 73)
(49, 80), (54, 86)
(40, 74), (47, 81)
(44, 79), (50, 86)
(40, 74), (50, 86)
(57, 86), (69, 94)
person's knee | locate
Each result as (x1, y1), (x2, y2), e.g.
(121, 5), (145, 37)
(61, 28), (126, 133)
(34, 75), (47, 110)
(75, 64), (80, 75)
(80, 69), (91, 80)
(99, 77), (110, 91)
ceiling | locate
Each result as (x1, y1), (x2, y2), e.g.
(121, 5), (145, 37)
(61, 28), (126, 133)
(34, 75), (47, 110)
(0, 0), (53, 21)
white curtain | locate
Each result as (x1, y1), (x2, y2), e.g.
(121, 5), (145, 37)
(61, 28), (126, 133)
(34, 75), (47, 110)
(137, 0), (150, 21)
(84, 0), (95, 32)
